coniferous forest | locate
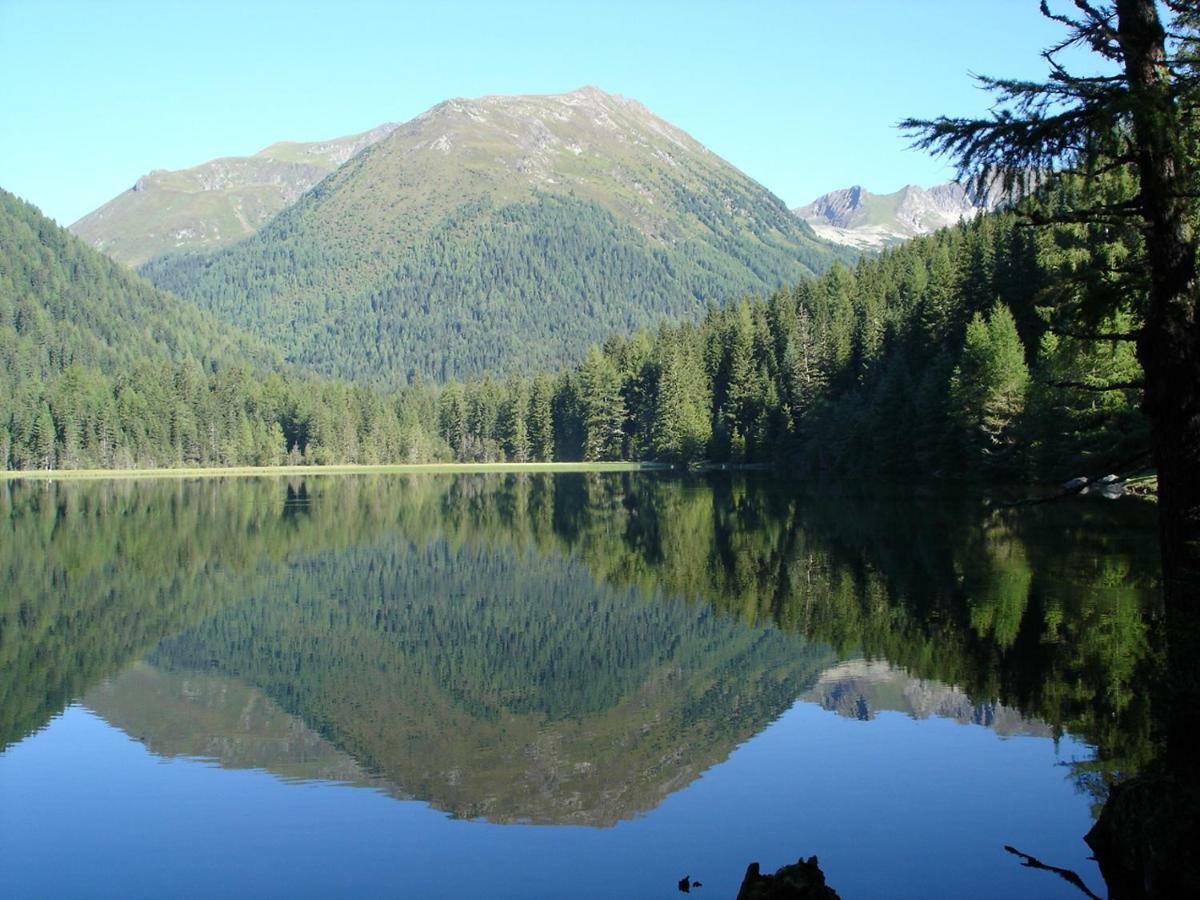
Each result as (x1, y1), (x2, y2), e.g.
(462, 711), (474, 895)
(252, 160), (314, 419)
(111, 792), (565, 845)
(4, 3), (1200, 898)
(2, 172), (1150, 482)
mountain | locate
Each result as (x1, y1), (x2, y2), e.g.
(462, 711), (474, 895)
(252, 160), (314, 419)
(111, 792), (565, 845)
(139, 87), (854, 382)
(0, 188), (277, 379)
(794, 181), (1001, 250)
(70, 123), (399, 266)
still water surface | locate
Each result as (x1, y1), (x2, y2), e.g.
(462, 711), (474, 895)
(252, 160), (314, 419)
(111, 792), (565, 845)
(0, 473), (1160, 898)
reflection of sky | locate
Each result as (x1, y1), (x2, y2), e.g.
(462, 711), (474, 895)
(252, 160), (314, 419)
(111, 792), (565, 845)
(1, 700), (1098, 899)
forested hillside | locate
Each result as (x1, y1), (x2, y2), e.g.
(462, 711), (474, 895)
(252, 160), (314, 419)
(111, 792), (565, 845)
(139, 87), (852, 382)
(0, 190), (278, 376)
(422, 170), (1148, 482)
(0, 167), (1155, 481)
(0, 189), (447, 470)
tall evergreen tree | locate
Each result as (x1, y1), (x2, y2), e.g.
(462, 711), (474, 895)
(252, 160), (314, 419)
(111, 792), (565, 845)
(499, 377), (531, 462)
(527, 374), (555, 462)
(904, 1), (1200, 887)
(578, 346), (626, 461)
(950, 304), (1030, 470)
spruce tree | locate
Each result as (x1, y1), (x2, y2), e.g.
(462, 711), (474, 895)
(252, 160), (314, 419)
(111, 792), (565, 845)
(500, 377), (531, 462)
(905, 3), (1200, 878)
(528, 375), (555, 462)
(578, 346), (626, 461)
(950, 304), (1030, 469)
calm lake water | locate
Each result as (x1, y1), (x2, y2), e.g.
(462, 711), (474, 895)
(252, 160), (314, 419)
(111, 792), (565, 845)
(0, 473), (1161, 899)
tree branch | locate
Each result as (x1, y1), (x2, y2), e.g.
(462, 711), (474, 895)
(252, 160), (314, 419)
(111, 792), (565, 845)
(1048, 325), (1142, 341)
(1004, 845), (1103, 900)
(1046, 378), (1143, 390)
(997, 449), (1153, 508)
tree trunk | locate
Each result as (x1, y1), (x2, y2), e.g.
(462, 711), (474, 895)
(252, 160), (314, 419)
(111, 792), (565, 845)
(1092, 7), (1200, 896)
(1117, 0), (1200, 778)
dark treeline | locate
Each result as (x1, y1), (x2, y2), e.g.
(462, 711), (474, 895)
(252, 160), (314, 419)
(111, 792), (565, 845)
(420, 170), (1147, 479)
(2, 173), (1149, 478)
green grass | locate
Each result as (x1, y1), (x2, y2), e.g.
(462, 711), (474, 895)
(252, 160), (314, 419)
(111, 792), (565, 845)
(1, 461), (669, 482)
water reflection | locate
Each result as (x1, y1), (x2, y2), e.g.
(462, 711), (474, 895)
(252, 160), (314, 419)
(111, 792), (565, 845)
(801, 659), (1052, 735)
(1, 473), (1161, 828)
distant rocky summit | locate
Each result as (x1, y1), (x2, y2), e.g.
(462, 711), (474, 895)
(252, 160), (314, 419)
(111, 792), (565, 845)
(794, 180), (1003, 250)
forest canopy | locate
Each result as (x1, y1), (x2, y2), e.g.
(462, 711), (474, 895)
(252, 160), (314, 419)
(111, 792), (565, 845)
(0, 171), (1155, 480)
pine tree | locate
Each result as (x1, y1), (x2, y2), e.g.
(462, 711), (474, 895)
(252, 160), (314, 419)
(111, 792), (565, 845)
(578, 346), (626, 461)
(950, 304), (1030, 469)
(780, 304), (825, 431)
(500, 377), (531, 462)
(30, 403), (56, 470)
(438, 382), (469, 460)
(651, 346), (711, 463)
(904, 6), (1200, 784)
(716, 302), (755, 459)
(528, 374), (555, 462)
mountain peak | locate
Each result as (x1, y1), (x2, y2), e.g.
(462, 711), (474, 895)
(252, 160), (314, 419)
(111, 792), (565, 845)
(794, 179), (1000, 251)
(138, 88), (850, 382)
(566, 84), (609, 98)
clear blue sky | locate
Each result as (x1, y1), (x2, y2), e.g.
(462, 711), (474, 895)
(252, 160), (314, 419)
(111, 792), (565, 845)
(1, 0), (1080, 225)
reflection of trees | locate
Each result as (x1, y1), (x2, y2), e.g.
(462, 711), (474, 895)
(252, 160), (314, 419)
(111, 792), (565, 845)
(438, 473), (1161, 805)
(0, 475), (435, 747)
(548, 476), (1162, 804)
(2, 473), (1162, 812)
(150, 538), (832, 825)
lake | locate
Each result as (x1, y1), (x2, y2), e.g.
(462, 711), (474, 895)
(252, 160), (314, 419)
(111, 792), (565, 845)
(0, 472), (1161, 898)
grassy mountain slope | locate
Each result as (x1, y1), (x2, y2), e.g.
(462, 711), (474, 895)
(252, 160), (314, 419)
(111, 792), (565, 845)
(70, 123), (399, 266)
(141, 87), (853, 382)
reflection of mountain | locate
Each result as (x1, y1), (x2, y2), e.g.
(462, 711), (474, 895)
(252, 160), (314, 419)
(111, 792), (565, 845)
(3, 472), (1160, 810)
(83, 663), (385, 789)
(141, 540), (836, 826)
(84, 651), (1058, 829)
(803, 659), (1052, 737)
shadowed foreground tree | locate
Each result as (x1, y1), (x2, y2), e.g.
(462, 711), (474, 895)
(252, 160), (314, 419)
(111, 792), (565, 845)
(905, 2), (1198, 896)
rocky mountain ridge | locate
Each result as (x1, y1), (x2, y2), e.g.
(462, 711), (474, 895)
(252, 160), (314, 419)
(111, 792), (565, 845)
(794, 180), (1003, 250)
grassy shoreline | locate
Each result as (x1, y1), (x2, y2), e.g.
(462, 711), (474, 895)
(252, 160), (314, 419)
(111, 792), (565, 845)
(0, 461), (668, 483)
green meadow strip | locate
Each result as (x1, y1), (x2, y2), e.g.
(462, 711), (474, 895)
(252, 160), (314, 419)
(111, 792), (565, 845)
(0, 462), (669, 482)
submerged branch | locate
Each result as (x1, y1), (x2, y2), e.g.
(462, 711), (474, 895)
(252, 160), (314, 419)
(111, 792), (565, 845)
(1004, 846), (1102, 900)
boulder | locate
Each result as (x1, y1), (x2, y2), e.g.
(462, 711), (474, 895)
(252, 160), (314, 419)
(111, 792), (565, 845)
(736, 857), (841, 900)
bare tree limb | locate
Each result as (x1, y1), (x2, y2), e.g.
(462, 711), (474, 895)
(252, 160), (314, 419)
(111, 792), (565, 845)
(1004, 845), (1103, 900)
(1046, 378), (1143, 390)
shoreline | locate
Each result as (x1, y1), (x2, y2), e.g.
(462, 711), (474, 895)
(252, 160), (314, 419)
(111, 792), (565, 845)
(0, 461), (669, 483)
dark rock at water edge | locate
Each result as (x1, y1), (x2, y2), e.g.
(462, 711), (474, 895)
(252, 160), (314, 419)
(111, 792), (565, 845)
(736, 857), (840, 899)
(1085, 771), (1200, 899)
